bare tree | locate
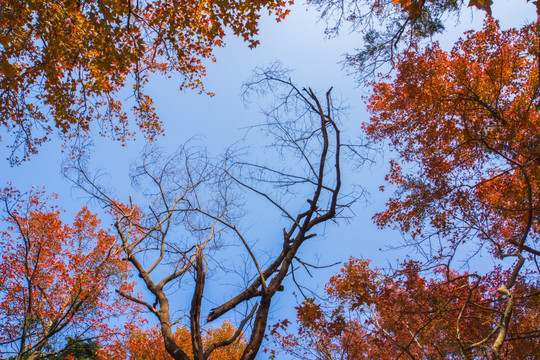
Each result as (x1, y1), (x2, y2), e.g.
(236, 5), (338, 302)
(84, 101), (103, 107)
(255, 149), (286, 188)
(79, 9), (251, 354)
(64, 69), (366, 360)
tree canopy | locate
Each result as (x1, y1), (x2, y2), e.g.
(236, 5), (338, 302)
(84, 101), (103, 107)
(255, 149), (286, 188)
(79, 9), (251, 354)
(0, 186), (137, 360)
(274, 258), (540, 359)
(365, 16), (539, 360)
(0, 0), (291, 164)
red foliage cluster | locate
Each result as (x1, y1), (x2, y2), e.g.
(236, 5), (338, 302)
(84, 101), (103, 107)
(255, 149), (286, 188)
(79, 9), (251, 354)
(275, 258), (540, 359)
(0, 186), (139, 359)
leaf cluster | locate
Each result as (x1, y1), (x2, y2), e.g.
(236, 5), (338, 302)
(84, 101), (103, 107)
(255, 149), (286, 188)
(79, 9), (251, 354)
(0, 0), (292, 164)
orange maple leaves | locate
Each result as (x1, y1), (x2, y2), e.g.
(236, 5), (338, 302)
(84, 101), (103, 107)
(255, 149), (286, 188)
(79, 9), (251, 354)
(366, 18), (540, 255)
(0, 186), (138, 359)
(0, 0), (292, 164)
(103, 321), (246, 360)
(277, 259), (540, 359)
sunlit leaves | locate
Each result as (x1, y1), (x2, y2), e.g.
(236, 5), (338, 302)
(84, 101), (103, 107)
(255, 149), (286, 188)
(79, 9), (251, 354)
(366, 18), (540, 259)
(0, 0), (292, 164)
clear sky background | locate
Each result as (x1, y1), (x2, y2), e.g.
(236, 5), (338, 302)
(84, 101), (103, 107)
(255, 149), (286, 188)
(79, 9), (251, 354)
(0, 0), (536, 355)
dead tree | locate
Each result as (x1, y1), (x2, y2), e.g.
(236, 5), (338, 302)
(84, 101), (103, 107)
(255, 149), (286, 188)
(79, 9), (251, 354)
(64, 69), (364, 360)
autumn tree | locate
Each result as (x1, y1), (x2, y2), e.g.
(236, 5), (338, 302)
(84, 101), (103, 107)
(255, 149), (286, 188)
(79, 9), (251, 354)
(64, 68), (365, 360)
(102, 321), (247, 360)
(273, 258), (540, 359)
(0, 0), (291, 164)
(359, 18), (540, 358)
(0, 186), (138, 360)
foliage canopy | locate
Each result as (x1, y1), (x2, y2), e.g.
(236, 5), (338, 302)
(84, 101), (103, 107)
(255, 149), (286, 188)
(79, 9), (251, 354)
(0, 0), (291, 164)
(0, 187), (136, 360)
(275, 258), (540, 359)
